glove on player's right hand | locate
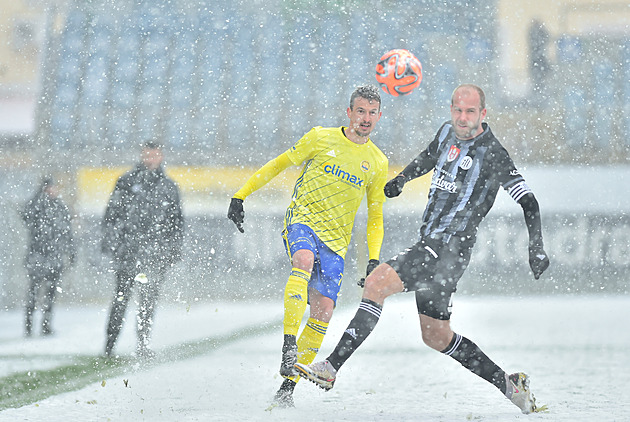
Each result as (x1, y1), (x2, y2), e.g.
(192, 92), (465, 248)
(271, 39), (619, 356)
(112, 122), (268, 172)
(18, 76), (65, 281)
(384, 175), (405, 198)
(227, 198), (245, 233)
(529, 246), (550, 280)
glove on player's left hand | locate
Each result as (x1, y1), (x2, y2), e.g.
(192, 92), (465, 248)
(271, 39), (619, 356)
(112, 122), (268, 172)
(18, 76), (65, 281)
(358, 259), (380, 288)
(529, 246), (550, 280)
(227, 198), (245, 233)
(384, 175), (405, 198)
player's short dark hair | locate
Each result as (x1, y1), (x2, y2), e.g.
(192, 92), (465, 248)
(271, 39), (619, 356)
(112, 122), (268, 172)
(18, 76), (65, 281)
(142, 140), (163, 150)
(350, 85), (381, 110)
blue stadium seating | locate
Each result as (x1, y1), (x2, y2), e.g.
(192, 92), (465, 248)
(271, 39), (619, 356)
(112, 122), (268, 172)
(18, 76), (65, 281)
(623, 39), (630, 147)
(41, 0), (626, 161)
(563, 86), (587, 148)
(592, 60), (614, 148)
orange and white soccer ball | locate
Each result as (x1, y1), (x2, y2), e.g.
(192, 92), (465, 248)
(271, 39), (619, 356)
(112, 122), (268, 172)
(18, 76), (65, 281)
(375, 49), (423, 97)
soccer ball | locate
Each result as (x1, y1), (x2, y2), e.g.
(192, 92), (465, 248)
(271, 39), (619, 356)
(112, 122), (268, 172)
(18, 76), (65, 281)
(375, 49), (423, 97)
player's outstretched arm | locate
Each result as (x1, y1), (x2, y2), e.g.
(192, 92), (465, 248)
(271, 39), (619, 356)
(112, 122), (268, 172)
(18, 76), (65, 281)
(358, 200), (383, 287)
(384, 150), (434, 198)
(227, 153), (293, 233)
(518, 193), (550, 279)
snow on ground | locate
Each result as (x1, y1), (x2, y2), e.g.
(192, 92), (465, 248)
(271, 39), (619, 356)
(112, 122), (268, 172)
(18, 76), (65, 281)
(1, 294), (629, 421)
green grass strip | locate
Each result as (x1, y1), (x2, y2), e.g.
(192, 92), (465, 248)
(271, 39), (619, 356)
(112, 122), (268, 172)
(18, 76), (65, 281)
(0, 319), (280, 411)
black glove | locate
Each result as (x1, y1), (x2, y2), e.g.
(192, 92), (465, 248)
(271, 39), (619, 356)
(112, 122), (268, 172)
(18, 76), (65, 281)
(529, 246), (550, 280)
(227, 198), (245, 233)
(358, 259), (380, 288)
(384, 175), (405, 198)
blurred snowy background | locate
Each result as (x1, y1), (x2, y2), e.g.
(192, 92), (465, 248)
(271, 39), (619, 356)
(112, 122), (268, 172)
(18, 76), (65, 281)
(0, 0), (628, 311)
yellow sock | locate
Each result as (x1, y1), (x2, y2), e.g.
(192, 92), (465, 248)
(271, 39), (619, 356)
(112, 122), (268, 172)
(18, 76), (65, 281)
(282, 268), (310, 337)
(297, 318), (328, 365)
(287, 318), (329, 383)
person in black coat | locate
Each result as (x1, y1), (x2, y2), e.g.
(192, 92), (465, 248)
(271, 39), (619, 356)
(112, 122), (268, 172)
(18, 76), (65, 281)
(102, 141), (184, 358)
(22, 176), (75, 337)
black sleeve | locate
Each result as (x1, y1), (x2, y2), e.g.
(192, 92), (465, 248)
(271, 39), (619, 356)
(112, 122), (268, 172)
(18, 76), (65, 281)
(398, 128), (442, 182)
(169, 183), (185, 254)
(399, 149), (435, 182)
(21, 201), (33, 226)
(60, 203), (75, 256)
(101, 178), (126, 252)
(517, 192), (544, 249)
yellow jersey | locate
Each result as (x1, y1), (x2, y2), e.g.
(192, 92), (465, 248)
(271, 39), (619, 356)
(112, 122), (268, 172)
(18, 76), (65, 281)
(284, 126), (388, 258)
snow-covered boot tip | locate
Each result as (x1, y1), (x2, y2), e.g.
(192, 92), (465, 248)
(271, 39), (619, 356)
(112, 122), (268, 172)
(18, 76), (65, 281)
(294, 360), (336, 391)
(507, 372), (547, 414)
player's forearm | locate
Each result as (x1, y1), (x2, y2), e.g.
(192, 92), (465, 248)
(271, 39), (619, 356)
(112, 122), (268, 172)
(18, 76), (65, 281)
(366, 202), (384, 260)
(233, 153), (293, 200)
(518, 193), (544, 248)
(399, 150), (433, 182)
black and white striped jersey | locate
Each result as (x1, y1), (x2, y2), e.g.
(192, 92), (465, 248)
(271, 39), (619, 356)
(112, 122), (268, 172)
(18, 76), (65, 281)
(401, 121), (531, 244)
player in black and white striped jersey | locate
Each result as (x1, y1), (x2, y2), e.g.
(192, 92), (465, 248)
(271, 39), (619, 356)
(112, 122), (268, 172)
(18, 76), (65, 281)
(296, 84), (550, 414)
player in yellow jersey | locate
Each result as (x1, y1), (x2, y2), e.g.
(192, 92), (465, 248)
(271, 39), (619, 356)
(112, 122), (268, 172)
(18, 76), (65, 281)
(227, 85), (388, 408)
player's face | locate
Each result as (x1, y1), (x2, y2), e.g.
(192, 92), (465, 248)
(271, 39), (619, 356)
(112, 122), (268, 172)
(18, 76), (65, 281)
(347, 97), (382, 139)
(450, 88), (486, 140)
(142, 147), (164, 170)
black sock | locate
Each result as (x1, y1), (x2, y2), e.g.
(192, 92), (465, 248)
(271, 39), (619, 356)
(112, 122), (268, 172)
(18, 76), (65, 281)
(327, 299), (382, 372)
(278, 378), (296, 394)
(441, 333), (507, 394)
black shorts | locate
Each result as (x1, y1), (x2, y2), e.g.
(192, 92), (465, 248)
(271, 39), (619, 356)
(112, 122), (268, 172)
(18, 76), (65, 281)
(386, 236), (473, 320)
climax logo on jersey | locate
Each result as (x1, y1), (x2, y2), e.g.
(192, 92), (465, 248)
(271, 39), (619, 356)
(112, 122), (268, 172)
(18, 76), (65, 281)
(447, 145), (460, 162)
(323, 163), (364, 187)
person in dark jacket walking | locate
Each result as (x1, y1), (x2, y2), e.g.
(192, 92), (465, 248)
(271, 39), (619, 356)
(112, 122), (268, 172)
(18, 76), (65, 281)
(22, 176), (75, 337)
(102, 141), (184, 358)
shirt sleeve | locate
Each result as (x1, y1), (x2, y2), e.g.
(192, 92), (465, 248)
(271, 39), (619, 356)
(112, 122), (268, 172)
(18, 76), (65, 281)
(493, 143), (532, 203)
(366, 154), (388, 204)
(366, 199), (384, 260)
(284, 127), (321, 166)
(399, 126), (442, 181)
(233, 152), (294, 200)
(366, 147), (388, 259)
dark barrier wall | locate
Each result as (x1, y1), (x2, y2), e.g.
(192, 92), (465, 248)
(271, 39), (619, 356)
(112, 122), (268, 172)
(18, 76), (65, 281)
(84, 210), (630, 303)
(1, 208), (627, 309)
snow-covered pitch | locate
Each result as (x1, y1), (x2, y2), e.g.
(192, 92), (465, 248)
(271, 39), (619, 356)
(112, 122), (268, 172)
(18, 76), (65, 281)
(0, 294), (628, 421)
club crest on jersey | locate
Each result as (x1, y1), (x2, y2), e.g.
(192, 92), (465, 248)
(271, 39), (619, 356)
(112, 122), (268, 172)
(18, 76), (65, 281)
(447, 145), (460, 162)
(459, 156), (473, 170)
(360, 161), (370, 172)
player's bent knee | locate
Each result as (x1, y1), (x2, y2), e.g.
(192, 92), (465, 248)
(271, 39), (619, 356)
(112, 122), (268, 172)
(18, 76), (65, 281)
(292, 249), (315, 272)
(420, 322), (454, 351)
(364, 264), (403, 300)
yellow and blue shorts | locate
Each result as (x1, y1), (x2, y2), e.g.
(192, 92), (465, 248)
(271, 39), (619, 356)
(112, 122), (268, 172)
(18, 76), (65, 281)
(282, 223), (344, 304)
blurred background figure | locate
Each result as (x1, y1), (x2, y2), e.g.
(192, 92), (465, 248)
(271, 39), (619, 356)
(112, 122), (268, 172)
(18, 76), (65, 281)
(101, 141), (184, 359)
(528, 19), (551, 103)
(21, 176), (75, 337)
